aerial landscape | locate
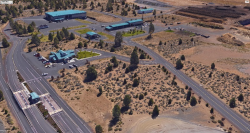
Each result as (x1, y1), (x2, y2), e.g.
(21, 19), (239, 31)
(0, 0), (249, 133)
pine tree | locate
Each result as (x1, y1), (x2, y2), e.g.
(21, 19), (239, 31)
(148, 98), (153, 106)
(152, 105), (159, 117)
(49, 33), (53, 42)
(123, 95), (131, 108)
(148, 22), (154, 38)
(2, 38), (9, 48)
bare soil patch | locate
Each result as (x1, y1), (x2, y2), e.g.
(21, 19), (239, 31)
(132, 31), (200, 58)
(217, 34), (244, 46)
(87, 11), (121, 23)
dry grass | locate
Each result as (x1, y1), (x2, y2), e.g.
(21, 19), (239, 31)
(0, 100), (21, 132)
(87, 11), (121, 23)
(48, 57), (237, 132)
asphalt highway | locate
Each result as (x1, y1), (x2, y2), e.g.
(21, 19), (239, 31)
(12, 36), (92, 132)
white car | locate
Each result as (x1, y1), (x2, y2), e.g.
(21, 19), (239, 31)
(42, 73), (48, 76)
(69, 65), (74, 68)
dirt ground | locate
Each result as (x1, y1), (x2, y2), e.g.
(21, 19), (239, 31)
(0, 100), (21, 132)
(49, 57), (236, 132)
(172, 44), (250, 77)
(86, 11), (122, 23)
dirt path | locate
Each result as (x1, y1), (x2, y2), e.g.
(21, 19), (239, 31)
(125, 115), (224, 133)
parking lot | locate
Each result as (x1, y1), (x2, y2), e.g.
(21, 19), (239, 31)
(20, 15), (89, 34)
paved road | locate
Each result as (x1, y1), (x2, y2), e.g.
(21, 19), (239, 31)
(3, 24), (57, 133)
(12, 37), (92, 132)
(3, 23), (92, 133)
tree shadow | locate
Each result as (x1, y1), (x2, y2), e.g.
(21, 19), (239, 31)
(145, 35), (152, 40)
(121, 106), (129, 113)
(97, 93), (102, 97)
(151, 114), (158, 119)
(129, 65), (138, 72)
(109, 118), (119, 128)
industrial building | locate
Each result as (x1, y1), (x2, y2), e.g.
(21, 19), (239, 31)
(86, 32), (100, 39)
(29, 92), (40, 104)
(45, 10), (87, 22)
(49, 50), (76, 63)
(105, 19), (143, 31)
(137, 8), (154, 14)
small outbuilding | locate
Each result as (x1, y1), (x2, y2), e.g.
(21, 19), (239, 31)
(137, 8), (154, 14)
(86, 32), (100, 39)
(29, 92), (40, 104)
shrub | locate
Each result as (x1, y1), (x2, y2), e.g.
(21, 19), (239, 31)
(190, 96), (197, 106)
(180, 55), (185, 60)
(176, 59), (183, 69)
(210, 108), (214, 114)
(229, 98), (236, 108)
(133, 78), (139, 87)
(211, 63), (215, 69)
(148, 98), (153, 106)
(86, 67), (97, 81)
(168, 99), (172, 104)
(139, 94), (144, 100)
(238, 94), (244, 101)
(95, 125), (103, 133)
(125, 67), (130, 73)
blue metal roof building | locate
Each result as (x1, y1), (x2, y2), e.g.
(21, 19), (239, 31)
(127, 19), (143, 26)
(86, 32), (100, 38)
(30, 92), (39, 100)
(105, 19), (143, 30)
(45, 10), (87, 22)
(138, 8), (154, 14)
(29, 92), (40, 104)
(49, 50), (76, 63)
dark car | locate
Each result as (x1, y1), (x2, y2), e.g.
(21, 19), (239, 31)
(73, 64), (77, 67)
(38, 24), (49, 29)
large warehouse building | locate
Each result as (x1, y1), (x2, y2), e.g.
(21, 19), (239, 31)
(105, 19), (143, 31)
(45, 10), (86, 22)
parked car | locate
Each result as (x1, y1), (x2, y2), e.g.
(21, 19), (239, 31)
(43, 61), (49, 64)
(33, 53), (38, 56)
(73, 64), (77, 67)
(101, 25), (105, 27)
(38, 24), (49, 29)
(177, 22), (181, 24)
(42, 73), (48, 76)
(69, 65), (74, 68)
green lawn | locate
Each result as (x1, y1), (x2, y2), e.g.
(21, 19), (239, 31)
(28, 31), (40, 36)
(75, 19), (93, 24)
(165, 30), (174, 32)
(122, 30), (145, 37)
(98, 32), (115, 41)
(40, 34), (56, 42)
(77, 51), (100, 59)
(50, 25), (86, 32)
(75, 28), (92, 34)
